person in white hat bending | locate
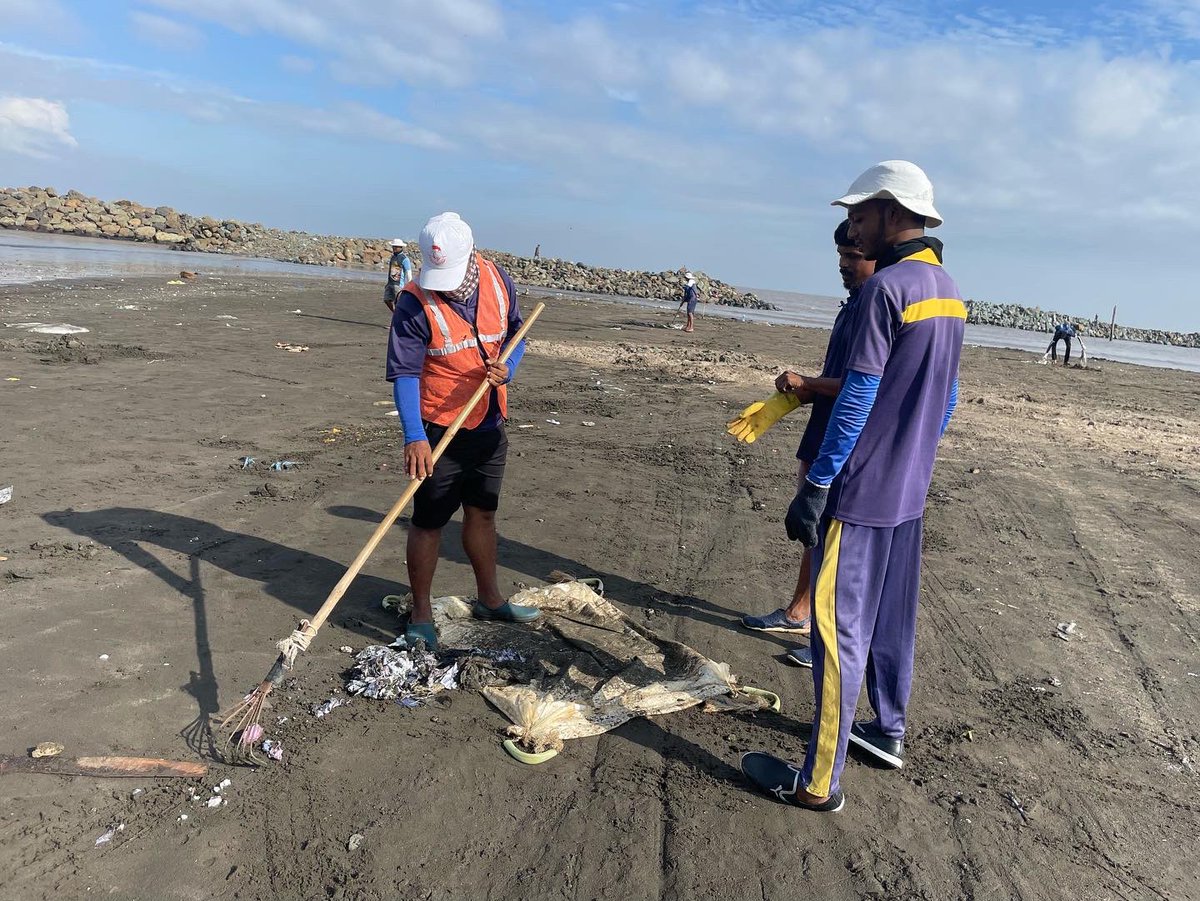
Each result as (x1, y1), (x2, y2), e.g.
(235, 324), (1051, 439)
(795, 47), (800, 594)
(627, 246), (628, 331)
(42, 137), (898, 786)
(741, 161), (963, 812)
(384, 212), (540, 649)
(384, 238), (413, 312)
(677, 271), (700, 332)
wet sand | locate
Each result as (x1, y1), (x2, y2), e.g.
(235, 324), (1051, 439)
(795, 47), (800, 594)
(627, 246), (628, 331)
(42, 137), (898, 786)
(1, 274), (1198, 901)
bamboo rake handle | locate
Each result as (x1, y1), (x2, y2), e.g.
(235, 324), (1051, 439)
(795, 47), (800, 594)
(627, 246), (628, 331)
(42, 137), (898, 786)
(304, 301), (545, 635)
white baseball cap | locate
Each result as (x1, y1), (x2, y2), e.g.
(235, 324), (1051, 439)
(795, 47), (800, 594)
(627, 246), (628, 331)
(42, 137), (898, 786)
(390, 238), (406, 248)
(831, 160), (943, 228)
(684, 271), (694, 280)
(418, 212), (474, 291)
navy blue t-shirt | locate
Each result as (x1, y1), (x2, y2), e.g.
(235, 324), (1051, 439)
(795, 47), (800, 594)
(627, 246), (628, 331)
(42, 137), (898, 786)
(796, 288), (862, 464)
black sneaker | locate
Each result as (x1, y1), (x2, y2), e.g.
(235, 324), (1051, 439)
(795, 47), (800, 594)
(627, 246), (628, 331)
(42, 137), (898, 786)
(848, 721), (904, 769)
(739, 752), (846, 812)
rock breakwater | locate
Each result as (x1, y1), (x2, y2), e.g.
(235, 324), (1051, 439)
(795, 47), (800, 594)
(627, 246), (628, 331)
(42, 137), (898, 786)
(1, 186), (772, 311)
(966, 301), (1199, 349)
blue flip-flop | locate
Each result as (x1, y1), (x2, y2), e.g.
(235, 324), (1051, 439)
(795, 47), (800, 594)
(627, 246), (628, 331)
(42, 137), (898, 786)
(741, 609), (812, 634)
(740, 751), (845, 812)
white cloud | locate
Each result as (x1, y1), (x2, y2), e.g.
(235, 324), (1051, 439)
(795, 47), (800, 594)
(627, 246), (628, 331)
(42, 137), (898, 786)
(143, 0), (504, 88)
(130, 10), (206, 51)
(0, 0), (79, 35)
(0, 96), (77, 158)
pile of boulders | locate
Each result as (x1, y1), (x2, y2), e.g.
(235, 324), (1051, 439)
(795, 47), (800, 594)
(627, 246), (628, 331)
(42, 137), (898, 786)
(966, 300), (1199, 348)
(0, 186), (773, 311)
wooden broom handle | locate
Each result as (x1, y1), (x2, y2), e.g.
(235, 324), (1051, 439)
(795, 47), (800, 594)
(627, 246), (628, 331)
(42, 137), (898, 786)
(304, 301), (545, 634)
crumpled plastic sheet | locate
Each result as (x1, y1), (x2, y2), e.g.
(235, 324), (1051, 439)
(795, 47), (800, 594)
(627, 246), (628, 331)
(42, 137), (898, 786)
(346, 644), (460, 701)
(311, 696), (346, 718)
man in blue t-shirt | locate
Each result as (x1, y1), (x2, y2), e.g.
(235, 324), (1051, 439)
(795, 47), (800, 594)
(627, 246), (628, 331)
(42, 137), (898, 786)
(677, 271), (700, 333)
(741, 161), (963, 813)
(739, 220), (874, 653)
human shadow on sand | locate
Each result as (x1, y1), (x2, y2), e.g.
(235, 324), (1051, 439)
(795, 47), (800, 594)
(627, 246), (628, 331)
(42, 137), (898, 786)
(42, 507), (408, 758)
(324, 504), (802, 654)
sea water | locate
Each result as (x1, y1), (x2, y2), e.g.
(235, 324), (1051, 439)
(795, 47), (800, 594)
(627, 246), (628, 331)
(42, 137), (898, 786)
(3, 229), (1198, 373)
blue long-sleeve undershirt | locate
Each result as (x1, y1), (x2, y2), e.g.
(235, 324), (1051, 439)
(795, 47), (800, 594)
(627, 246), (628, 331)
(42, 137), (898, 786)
(392, 340), (527, 445)
(807, 369), (881, 487)
(941, 378), (958, 437)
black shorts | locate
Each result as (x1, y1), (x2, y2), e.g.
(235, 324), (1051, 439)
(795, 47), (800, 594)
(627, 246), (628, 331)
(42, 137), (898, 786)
(411, 423), (508, 529)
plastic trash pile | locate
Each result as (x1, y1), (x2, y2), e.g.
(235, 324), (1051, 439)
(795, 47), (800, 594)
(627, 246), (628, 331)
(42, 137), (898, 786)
(346, 643), (460, 704)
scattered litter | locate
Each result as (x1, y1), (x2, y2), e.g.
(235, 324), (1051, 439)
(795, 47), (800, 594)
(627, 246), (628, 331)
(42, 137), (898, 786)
(582, 421), (595, 427)
(545, 419), (561, 425)
(95, 824), (125, 846)
(1055, 621), (1078, 642)
(372, 400), (393, 407)
(385, 410), (399, 416)
(0, 486), (11, 505)
(269, 460), (301, 471)
(242, 723), (265, 745)
(214, 315), (238, 320)
(262, 739), (284, 761)
(339, 646), (354, 654)
(276, 716), (289, 725)
(31, 742), (64, 759)
(4, 377), (18, 382)
(214, 778), (232, 793)
(396, 697), (421, 709)
(6, 322), (90, 335)
(206, 796), (224, 808)
(177, 814), (188, 822)
(131, 788), (144, 797)
(99, 654), (109, 661)
(275, 342), (310, 353)
(347, 833), (365, 852)
(288, 309), (302, 314)
(1005, 792), (1030, 824)
(347, 644), (459, 702)
(166, 279), (186, 285)
(518, 424), (535, 429)
(1047, 676), (1062, 687)
(239, 456), (256, 469)
(312, 696), (346, 718)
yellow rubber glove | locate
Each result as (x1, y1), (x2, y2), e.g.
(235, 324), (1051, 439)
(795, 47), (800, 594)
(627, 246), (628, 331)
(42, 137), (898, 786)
(726, 391), (801, 444)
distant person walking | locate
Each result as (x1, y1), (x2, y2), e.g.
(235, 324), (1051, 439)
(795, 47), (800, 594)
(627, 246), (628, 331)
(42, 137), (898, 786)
(384, 239), (413, 312)
(1047, 322), (1077, 366)
(533, 244), (541, 259)
(678, 271), (700, 333)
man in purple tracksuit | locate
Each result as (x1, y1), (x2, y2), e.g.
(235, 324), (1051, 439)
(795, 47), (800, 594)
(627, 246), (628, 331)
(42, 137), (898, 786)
(741, 161), (963, 812)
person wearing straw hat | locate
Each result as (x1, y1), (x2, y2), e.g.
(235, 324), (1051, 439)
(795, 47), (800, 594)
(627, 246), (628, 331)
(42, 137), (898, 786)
(385, 212), (541, 649)
(677, 271), (700, 332)
(741, 161), (963, 812)
(384, 238), (413, 312)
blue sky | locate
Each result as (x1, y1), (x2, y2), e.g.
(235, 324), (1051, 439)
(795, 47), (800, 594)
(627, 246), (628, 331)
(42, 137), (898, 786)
(2, 0), (1199, 330)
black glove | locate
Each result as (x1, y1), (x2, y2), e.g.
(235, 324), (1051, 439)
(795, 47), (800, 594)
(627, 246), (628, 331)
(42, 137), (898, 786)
(785, 479), (830, 547)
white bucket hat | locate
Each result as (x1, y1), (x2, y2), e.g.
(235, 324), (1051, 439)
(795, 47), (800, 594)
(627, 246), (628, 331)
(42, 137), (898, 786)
(831, 160), (943, 228)
(390, 238), (406, 248)
(417, 212), (474, 291)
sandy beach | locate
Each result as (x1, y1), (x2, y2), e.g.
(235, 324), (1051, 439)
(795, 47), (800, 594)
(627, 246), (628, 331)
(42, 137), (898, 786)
(1, 273), (1198, 901)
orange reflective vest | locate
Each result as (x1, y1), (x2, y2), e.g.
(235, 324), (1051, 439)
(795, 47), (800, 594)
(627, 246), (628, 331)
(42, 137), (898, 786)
(407, 254), (510, 429)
